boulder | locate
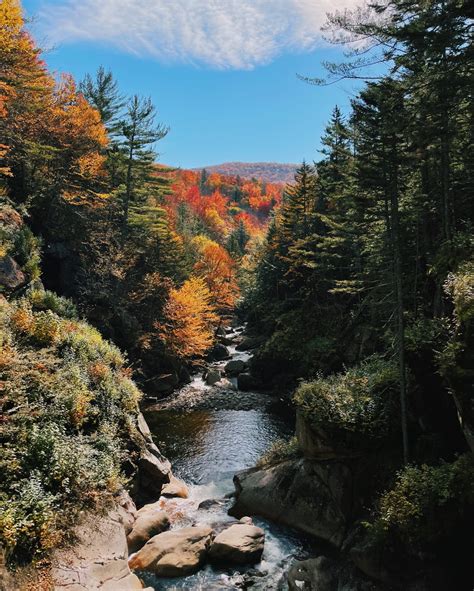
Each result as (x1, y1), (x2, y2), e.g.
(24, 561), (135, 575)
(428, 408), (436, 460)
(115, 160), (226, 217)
(235, 335), (265, 352)
(0, 256), (25, 291)
(138, 442), (172, 502)
(128, 525), (213, 577)
(230, 459), (354, 547)
(152, 372), (180, 393)
(225, 359), (246, 376)
(209, 343), (230, 361)
(216, 326), (227, 338)
(198, 498), (226, 511)
(237, 373), (260, 391)
(205, 369), (222, 386)
(209, 523), (265, 565)
(179, 365), (192, 385)
(127, 510), (170, 553)
(52, 508), (147, 591)
(288, 557), (335, 591)
(161, 474), (189, 499)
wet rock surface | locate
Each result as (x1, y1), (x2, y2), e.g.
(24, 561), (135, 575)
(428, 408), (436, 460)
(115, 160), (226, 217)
(209, 522), (265, 565)
(230, 458), (354, 547)
(128, 525), (214, 577)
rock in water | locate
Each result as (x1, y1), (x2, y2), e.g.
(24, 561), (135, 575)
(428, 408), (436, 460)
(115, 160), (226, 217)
(161, 474), (189, 499)
(209, 523), (265, 565)
(128, 525), (213, 576)
(127, 509), (170, 553)
(230, 459), (353, 547)
(205, 369), (222, 385)
(210, 343), (230, 361)
(225, 359), (246, 376)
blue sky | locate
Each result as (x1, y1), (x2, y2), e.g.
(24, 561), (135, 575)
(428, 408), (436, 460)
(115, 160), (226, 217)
(23, 0), (364, 169)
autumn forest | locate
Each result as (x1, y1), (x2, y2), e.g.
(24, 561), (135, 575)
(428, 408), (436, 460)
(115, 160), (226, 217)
(0, 0), (473, 590)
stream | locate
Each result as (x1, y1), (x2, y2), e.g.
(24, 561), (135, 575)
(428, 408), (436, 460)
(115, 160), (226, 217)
(141, 327), (312, 590)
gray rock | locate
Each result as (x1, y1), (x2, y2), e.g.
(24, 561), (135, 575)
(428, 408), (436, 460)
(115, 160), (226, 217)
(225, 359), (246, 376)
(128, 525), (213, 576)
(209, 523), (265, 565)
(205, 369), (222, 385)
(235, 336), (265, 351)
(230, 459), (354, 547)
(0, 256), (25, 291)
(138, 442), (172, 500)
(52, 508), (146, 591)
(152, 372), (180, 393)
(288, 557), (335, 591)
(210, 343), (230, 361)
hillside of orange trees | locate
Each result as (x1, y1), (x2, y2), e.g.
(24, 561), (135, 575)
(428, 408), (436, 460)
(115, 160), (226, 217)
(0, 0), (283, 399)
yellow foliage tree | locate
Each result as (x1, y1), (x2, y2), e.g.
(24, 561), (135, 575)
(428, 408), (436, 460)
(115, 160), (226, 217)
(156, 276), (218, 361)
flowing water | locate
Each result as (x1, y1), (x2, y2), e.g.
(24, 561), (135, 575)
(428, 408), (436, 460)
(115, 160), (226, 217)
(141, 328), (312, 590)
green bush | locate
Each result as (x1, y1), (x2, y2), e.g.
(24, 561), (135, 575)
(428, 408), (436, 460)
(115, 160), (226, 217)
(257, 437), (301, 467)
(0, 295), (141, 564)
(294, 356), (399, 437)
(369, 454), (474, 547)
(27, 289), (78, 319)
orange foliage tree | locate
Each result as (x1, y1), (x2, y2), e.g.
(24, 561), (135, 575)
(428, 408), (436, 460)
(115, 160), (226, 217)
(0, 0), (108, 200)
(194, 241), (239, 311)
(155, 276), (218, 361)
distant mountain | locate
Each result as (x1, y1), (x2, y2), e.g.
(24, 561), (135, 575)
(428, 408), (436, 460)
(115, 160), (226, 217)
(194, 162), (298, 185)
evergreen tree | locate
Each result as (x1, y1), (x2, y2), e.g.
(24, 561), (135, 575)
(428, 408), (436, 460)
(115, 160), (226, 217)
(117, 95), (168, 234)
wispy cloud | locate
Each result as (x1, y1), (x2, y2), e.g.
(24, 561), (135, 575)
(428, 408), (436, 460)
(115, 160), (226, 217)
(40, 0), (360, 69)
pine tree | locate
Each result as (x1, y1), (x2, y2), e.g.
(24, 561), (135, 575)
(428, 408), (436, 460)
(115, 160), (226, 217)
(117, 95), (168, 235)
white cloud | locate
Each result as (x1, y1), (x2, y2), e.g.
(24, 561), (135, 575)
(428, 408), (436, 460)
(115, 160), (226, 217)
(41, 0), (360, 69)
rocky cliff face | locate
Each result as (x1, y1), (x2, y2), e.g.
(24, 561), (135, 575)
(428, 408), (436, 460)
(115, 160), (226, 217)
(230, 412), (470, 591)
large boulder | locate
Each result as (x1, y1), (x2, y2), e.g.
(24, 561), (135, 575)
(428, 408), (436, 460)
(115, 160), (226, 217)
(128, 525), (213, 576)
(161, 474), (189, 499)
(0, 256), (25, 291)
(209, 523), (265, 565)
(225, 359), (246, 376)
(230, 459), (355, 547)
(127, 508), (170, 554)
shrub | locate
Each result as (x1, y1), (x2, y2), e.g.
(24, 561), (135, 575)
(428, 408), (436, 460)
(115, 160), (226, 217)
(369, 454), (474, 547)
(294, 356), (399, 438)
(0, 296), (141, 564)
(27, 289), (78, 319)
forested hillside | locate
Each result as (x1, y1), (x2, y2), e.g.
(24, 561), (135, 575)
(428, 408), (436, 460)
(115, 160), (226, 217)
(195, 162), (298, 184)
(0, 0), (283, 394)
(239, 0), (474, 587)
